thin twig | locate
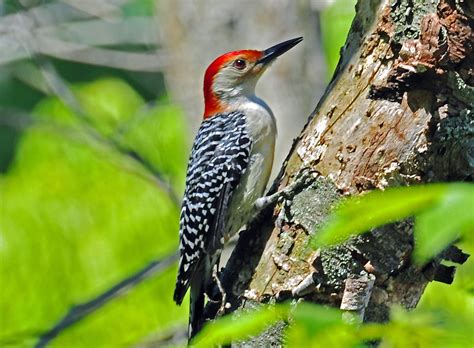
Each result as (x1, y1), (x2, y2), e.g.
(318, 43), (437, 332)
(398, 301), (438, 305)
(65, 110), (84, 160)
(1, 2), (164, 69)
(35, 251), (179, 348)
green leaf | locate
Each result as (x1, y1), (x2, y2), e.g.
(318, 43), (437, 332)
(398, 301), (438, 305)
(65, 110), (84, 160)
(291, 302), (344, 331)
(286, 302), (358, 347)
(32, 77), (145, 136)
(312, 183), (474, 264)
(320, 0), (357, 79)
(193, 303), (357, 348)
(362, 305), (474, 348)
(120, 104), (189, 192)
(192, 305), (289, 348)
(313, 184), (447, 247)
(75, 77), (144, 136)
(122, 0), (156, 17)
(414, 185), (474, 263)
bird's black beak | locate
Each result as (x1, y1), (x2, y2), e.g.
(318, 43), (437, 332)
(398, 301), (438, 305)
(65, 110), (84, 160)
(257, 37), (303, 65)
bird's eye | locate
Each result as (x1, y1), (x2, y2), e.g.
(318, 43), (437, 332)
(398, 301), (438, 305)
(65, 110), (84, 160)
(233, 59), (247, 70)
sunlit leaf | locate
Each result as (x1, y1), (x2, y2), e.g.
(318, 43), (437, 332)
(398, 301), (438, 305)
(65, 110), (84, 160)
(312, 184), (446, 246)
(312, 183), (474, 264)
(414, 187), (474, 263)
(320, 0), (357, 78)
(286, 302), (361, 347)
(370, 306), (472, 348)
(192, 305), (289, 348)
(120, 104), (189, 192)
(75, 77), (144, 136)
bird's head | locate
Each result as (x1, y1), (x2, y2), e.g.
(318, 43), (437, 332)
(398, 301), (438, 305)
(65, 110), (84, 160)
(203, 37), (303, 118)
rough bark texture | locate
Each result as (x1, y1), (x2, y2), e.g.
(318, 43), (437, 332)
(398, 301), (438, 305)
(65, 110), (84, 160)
(205, 0), (473, 342)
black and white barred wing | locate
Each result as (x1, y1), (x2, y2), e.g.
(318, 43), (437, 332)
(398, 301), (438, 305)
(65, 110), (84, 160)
(173, 112), (252, 304)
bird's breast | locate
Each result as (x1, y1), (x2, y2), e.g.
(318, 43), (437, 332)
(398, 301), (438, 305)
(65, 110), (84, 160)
(224, 99), (276, 239)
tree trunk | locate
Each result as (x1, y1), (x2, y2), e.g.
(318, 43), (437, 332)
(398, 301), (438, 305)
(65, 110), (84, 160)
(206, 0), (473, 341)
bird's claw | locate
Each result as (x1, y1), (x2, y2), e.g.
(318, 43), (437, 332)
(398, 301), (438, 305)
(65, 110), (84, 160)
(253, 168), (318, 223)
(212, 265), (228, 315)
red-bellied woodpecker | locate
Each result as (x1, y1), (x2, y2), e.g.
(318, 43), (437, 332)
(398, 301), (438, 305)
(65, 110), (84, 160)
(173, 37), (303, 339)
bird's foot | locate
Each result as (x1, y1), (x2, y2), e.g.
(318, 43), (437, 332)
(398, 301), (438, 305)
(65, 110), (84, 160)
(254, 168), (318, 210)
(211, 265), (228, 316)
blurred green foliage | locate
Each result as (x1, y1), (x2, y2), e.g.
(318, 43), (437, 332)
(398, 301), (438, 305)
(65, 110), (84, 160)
(193, 304), (287, 347)
(321, 0), (357, 79)
(0, 77), (189, 346)
(122, 0), (156, 17)
(195, 294), (473, 347)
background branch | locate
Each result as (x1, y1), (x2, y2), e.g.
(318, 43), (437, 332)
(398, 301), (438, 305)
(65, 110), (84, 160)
(35, 252), (179, 348)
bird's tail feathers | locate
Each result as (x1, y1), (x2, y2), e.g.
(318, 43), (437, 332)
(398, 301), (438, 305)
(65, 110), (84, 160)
(189, 279), (205, 341)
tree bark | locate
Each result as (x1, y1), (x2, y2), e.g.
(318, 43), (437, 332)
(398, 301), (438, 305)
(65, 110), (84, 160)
(206, 0), (473, 340)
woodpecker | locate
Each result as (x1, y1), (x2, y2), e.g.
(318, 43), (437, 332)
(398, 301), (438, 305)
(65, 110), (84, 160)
(174, 37), (303, 339)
